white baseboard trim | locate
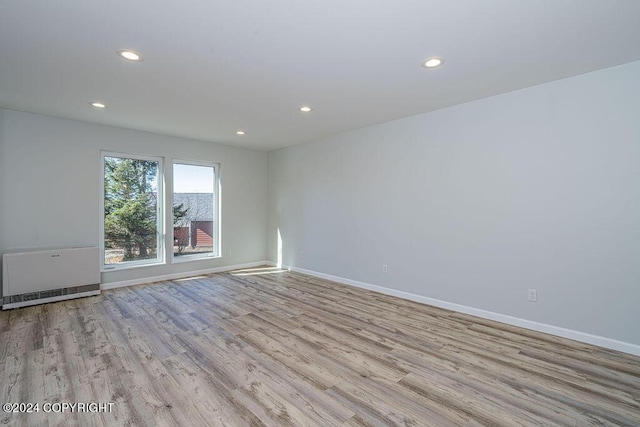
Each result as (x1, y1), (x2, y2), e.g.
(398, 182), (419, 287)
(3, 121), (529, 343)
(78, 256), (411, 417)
(267, 262), (640, 357)
(101, 261), (269, 290)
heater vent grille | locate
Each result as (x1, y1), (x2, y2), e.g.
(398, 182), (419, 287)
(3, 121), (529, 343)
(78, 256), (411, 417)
(2, 283), (100, 308)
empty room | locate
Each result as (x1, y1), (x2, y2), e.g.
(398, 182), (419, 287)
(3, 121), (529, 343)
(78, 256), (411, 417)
(1, 1), (639, 425)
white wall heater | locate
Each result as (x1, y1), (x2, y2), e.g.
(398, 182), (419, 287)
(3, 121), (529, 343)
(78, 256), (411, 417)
(2, 247), (101, 310)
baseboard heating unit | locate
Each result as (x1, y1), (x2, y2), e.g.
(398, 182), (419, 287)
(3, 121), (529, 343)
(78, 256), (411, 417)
(2, 247), (100, 310)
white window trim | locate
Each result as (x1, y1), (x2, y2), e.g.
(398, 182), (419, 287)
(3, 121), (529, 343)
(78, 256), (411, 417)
(100, 151), (165, 272)
(170, 159), (221, 264)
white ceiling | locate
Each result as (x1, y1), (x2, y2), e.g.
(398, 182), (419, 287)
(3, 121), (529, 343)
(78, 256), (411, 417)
(1, 1), (640, 151)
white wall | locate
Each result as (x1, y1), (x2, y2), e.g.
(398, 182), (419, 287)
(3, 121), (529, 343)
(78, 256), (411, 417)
(0, 111), (5, 265)
(267, 61), (640, 348)
(0, 109), (268, 286)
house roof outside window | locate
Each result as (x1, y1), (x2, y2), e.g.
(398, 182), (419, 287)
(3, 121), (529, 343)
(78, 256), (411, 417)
(173, 193), (214, 222)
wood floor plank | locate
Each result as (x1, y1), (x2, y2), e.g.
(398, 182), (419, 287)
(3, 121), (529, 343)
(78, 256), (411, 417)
(399, 371), (562, 426)
(385, 345), (598, 426)
(240, 344), (355, 424)
(162, 354), (265, 426)
(1, 266), (639, 426)
(239, 328), (341, 390)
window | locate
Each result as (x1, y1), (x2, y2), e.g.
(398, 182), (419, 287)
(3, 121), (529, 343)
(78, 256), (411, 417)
(172, 161), (219, 260)
(101, 152), (163, 269)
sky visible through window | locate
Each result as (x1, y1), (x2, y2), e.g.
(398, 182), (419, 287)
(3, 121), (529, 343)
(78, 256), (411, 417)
(174, 163), (214, 193)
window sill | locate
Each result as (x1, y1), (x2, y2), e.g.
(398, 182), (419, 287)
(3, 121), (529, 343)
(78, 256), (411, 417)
(171, 254), (221, 264)
(102, 260), (165, 273)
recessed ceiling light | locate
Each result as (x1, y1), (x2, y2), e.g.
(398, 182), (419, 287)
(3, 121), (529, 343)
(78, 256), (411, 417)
(117, 49), (144, 62)
(422, 57), (445, 69)
(299, 106), (312, 112)
(90, 102), (106, 108)
(236, 131), (245, 135)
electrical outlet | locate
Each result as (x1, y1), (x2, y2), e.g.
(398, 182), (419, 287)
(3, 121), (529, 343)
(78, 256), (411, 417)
(528, 289), (537, 302)
(382, 264), (388, 274)
(300, 250), (305, 259)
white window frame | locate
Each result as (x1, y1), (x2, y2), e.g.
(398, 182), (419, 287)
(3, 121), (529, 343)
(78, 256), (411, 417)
(100, 151), (165, 271)
(170, 159), (221, 263)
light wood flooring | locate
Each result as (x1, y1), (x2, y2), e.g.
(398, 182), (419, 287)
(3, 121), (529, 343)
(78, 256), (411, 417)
(1, 266), (639, 426)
